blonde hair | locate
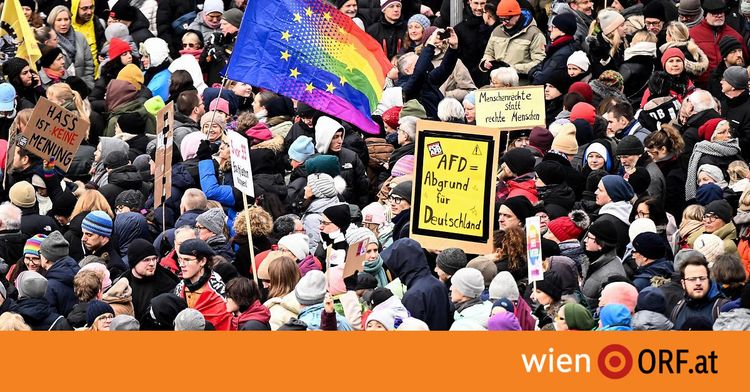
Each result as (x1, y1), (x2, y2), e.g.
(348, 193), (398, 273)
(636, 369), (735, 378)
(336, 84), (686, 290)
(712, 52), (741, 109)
(666, 21), (690, 43)
(233, 205), (273, 236)
(728, 160), (750, 184)
(0, 312), (32, 331)
(13, 108), (34, 131)
(682, 204), (705, 222)
(631, 30), (657, 44)
(47, 83), (89, 118)
(589, 9), (626, 58)
(71, 190), (115, 219)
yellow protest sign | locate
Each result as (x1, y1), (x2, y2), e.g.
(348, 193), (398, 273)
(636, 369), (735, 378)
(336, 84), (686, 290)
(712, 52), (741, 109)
(474, 86), (545, 129)
(410, 120), (499, 254)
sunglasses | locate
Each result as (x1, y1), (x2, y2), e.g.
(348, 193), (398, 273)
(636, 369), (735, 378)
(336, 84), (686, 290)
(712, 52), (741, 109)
(182, 42), (200, 49)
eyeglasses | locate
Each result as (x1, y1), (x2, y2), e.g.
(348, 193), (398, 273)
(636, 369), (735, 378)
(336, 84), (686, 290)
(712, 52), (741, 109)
(683, 276), (709, 283)
(320, 220), (333, 226)
(702, 214), (718, 223)
(97, 314), (114, 321)
(389, 196), (406, 204)
(645, 21), (663, 27)
(196, 224), (208, 230)
(636, 212), (650, 218)
(24, 256), (41, 264)
(498, 17), (512, 22)
(182, 42), (200, 49)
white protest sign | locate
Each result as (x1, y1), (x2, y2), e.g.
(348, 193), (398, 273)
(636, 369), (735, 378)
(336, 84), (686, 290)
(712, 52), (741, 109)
(526, 216), (543, 283)
(227, 130), (254, 197)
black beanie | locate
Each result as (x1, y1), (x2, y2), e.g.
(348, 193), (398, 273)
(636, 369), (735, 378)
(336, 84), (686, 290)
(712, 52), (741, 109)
(588, 220), (618, 245)
(368, 287), (394, 308)
(541, 238), (561, 259)
(627, 167), (651, 196)
(535, 160), (566, 186)
(2, 57), (29, 81)
(546, 71), (573, 94)
(705, 199), (733, 224)
(323, 204), (352, 232)
(436, 248), (468, 276)
(127, 238), (157, 268)
(503, 147), (535, 176)
(719, 36), (742, 59)
(535, 270), (563, 301)
(615, 135), (644, 156)
(503, 196), (534, 222)
(643, 1), (666, 20)
(38, 46), (63, 69)
(632, 232), (666, 260)
(572, 119), (594, 146)
(118, 112), (147, 134)
(552, 12), (577, 36)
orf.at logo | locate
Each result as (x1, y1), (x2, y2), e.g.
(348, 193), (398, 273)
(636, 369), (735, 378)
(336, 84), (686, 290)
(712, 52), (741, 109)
(598, 344), (633, 379)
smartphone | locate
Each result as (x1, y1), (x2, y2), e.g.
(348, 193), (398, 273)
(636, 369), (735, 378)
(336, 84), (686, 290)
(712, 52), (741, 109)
(438, 28), (451, 40)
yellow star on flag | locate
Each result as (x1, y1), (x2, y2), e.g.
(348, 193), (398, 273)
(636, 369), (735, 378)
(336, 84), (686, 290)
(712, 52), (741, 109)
(346, 64), (354, 72)
(281, 31), (292, 41)
(305, 83), (315, 93)
(305, 7), (313, 16)
(339, 76), (347, 86)
(326, 82), (336, 93)
(290, 68), (300, 78)
(293, 13), (302, 22)
(338, 27), (347, 36)
(280, 50), (291, 61)
(323, 12), (331, 21)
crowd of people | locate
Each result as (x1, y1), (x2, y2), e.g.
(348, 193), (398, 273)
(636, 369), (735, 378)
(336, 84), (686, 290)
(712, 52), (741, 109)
(1, 0), (750, 331)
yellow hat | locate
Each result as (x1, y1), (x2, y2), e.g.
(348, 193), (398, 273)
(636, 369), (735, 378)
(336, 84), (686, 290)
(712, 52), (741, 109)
(551, 123), (578, 155)
(116, 64), (144, 91)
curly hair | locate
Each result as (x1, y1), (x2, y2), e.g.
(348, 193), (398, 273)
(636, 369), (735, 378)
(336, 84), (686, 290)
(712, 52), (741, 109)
(493, 227), (527, 270)
(233, 205), (274, 237)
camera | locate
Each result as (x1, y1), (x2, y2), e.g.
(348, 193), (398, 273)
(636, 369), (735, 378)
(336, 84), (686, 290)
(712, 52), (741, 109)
(438, 28), (452, 40)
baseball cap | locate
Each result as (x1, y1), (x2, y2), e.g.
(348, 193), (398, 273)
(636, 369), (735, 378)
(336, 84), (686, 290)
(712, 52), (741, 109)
(0, 83), (16, 112)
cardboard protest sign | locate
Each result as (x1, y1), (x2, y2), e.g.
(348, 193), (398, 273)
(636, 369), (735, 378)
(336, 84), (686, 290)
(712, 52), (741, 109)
(227, 129), (255, 197)
(16, 97), (88, 171)
(525, 216), (543, 283)
(410, 120), (500, 254)
(474, 86), (545, 129)
(343, 239), (368, 278)
(153, 102), (174, 209)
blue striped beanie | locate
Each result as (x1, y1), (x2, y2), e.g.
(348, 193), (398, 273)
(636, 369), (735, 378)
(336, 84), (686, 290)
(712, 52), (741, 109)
(82, 211), (113, 237)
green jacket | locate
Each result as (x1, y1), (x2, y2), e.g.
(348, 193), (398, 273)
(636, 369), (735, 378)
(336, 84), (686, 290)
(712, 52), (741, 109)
(105, 99), (156, 137)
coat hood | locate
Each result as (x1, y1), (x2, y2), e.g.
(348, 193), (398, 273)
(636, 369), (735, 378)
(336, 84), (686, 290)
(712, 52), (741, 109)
(599, 200), (633, 225)
(45, 256), (80, 286)
(106, 80), (139, 111)
(114, 212), (150, 256)
(103, 277), (133, 305)
(632, 310), (674, 330)
(14, 298), (54, 324)
(314, 116), (344, 154)
(599, 303), (632, 330)
(634, 258), (674, 282)
(382, 238), (431, 287)
(171, 162), (197, 189)
(548, 256), (580, 294)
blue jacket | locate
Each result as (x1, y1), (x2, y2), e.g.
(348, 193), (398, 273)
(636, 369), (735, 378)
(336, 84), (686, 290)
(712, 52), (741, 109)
(44, 256), (80, 316)
(633, 258), (675, 292)
(147, 69), (171, 102)
(599, 303), (633, 331)
(199, 159), (238, 232)
(297, 303), (352, 331)
(383, 238), (453, 330)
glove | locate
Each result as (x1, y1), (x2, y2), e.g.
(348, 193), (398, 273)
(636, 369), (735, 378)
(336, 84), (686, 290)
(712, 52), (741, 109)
(343, 270), (359, 292)
(43, 156), (56, 178)
(196, 140), (213, 161)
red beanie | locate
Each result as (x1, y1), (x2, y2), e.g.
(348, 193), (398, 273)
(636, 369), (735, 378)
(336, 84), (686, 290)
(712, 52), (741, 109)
(661, 47), (685, 68)
(245, 122), (273, 143)
(698, 118), (724, 142)
(109, 38), (131, 60)
(568, 82), (593, 104)
(382, 106), (402, 130)
(547, 216), (583, 242)
(569, 102), (596, 126)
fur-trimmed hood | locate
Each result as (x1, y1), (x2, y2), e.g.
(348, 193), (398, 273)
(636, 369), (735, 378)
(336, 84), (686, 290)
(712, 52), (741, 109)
(252, 134), (284, 153)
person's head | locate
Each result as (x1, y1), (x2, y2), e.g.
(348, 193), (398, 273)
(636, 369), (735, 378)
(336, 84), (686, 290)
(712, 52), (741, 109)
(128, 238), (158, 278)
(76, 0), (94, 23)
(498, 196), (533, 229)
(139, 37), (170, 69)
(470, 0), (488, 16)
(314, 115), (344, 153)
(531, 270), (562, 306)
(34, 26), (58, 48)
(0, 202), (22, 232)
(74, 270), (102, 302)
(450, 268), (485, 303)
(225, 277), (261, 314)
(435, 248), (468, 282)
(321, 204), (351, 234)
(87, 300), (115, 330)
(496, 0), (522, 28)
(666, 21), (691, 44)
(196, 208), (227, 240)
(568, 0), (593, 16)
(277, 233), (310, 261)
(81, 211), (113, 251)
(46, 82), (87, 116)
(605, 101), (634, 137)
(721, 66), (749, 96)
(680, 256), (711, 299)
(703, 199), (732, 233)
(47, 6), (71, 35)
(220, 8), (243, 35)
(490, 67), (519, 88)
(181, 30), (204, 52)
(644, 123), (685, 161)
(267, 255), (301, 299)
(39, 47), (66, 71)
(596, 175), (634, 205)
(294, 270), (327, 307)
(567, 50), (590, 78)
(720, 36), (744, 67)
(0, 312), (32, 331)
(585, 220), (618, 252)
(381, 0), (402, 23)
(550, 12), (577, 40)
(711, 254), (746, 290)
(3, 57), (33, 89)
(389, 180), (412, 215)
(22, 234), (46, 273)
(437, 97), (465, 123)
(407, 14), (429, 43)
(463, 92), (476, 123)
(339, 0), (358, 18)
(583, 142), (610, 171)
(661, 47), (685, 76)
(704, 0), (726, 27)
(200, 111), (227, 142)
(632, 232), (666, 266)
(615, 136), (644, 171)
(180, 188), (208, 214)
(177, 239), (216, 282)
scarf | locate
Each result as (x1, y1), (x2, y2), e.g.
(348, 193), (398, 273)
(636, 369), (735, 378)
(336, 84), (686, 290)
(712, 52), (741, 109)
(684, 139), (741, 200)
(454, 297), (483, 313)
(206, 234), (228, 247)
(43, 67), (65, 82)
(183, 269), (212, 292)
(57, 28), (77, 62)
(364, 257), (389, 287)
(179, 48), (203, 61)
(547, 35), (574, 53)
(678, 219), (703, 244)
(623, 41), (656, 61)
(202, 11), (221, 29)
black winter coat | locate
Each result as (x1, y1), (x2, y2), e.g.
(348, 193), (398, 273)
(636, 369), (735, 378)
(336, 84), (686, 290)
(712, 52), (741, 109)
(13, 298), (73, 331)
(397, 45), (459, 119)
(454, 14), (497, 87)
(20, 206), (59, 241)
(99, 165), (149, 211)
(366, 16), (407, 59)
(531, 36), (577, 86)
(119, 266), (180, 321)
(619, 54), (656, 107)
(724, 90), (750, 161)
(329, 148), (370, 207)
(156, 0), (197, 55)
(542, 151), (585, 198)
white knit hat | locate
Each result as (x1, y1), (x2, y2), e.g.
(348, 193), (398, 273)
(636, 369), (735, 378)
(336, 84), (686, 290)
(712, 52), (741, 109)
(278, 233), (310, 260)
(567, 50), (590, 72)
(693, 234), (725, 266)
(598, 9), (625, 36)
(628, 218), (656, 242)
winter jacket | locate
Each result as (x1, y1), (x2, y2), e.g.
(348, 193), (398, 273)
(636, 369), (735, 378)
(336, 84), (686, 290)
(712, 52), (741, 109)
(481, 12), (546, 76)
(585, 32), (624, 78)
(231, 300), (271, 330)
(690, 19), (748, 86)
(102, 277), (135, 316)
(632, 310), (674, 330)
(44, 256), (81, 316)
(173, 112), (201, 150)
(128, 9), (156, 47)
(119, 265), (179, 321)
(581, 249), (625, 309)
(595, 201), (632, 257)
(13, 298), (74, 331)
(681, 109), (722, 168)
(366, 16), (406, 59)
(670, 281), (728, 330)
(619, 43), (657, 106)
(156, 0), (197, 54)
(299, 302), (353, 330)
(688, 222), (739, 255)
(86, 240), (128, 279)
(189, 11), (223, 41)
(452, 299), (493, 329)
(542, 151), (585, 198)
(175, 271), (231, 330)
(713, 307), (750, 330)
(383, 238), (453, 330)
(397, 44), (459, 119)
(432, 53), (476, 102)
(147, 68), (172, 103)
(99, 165), (148, 210)
(71, 0), (105, 76)
(58, 29), (95, 90)
(633, 258), (675, 292)
(724, 91), (750, 160)
(198, 158), (240, 228)
(0, 230), (24, 274)
(104, 80), (156, 136)
(454, 14), (497, 87)
(264, 292), (302, 330)
(537, 183), (575, 218)
(530, 35), (577, 86)
(19, 207), (59, 240)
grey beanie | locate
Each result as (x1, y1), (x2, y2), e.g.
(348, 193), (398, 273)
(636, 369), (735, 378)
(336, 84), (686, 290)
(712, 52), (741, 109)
(679, 0), (702, 16)
(307, 173), (337, 198)
(489, 271), (520, 301)
(196, 208), (227, 235)
(40, 230), (69, 262)
(345, 226), (378, 246)
(17, 271), (48, 299)
(723, 66), (749, 89)
(174, 308), (206, 331)
(110, 315), (141, 330)
(294, 270), (327, 305)
(436, 248), (468, 276)
(450, 268), (485, 299)
(222, 8), (244, 28)
(674, 249), (705, 271)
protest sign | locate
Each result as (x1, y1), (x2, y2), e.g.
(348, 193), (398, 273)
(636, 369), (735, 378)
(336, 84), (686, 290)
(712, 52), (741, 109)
(227, 129), (255, 197)
(153, 102), (174, 210)
(526, 216), (543, 283)
(16, 97), (88, 171)
(4, 123), (17, 189)
(474, 86), (545, 129)
(343, 239), (368, 278)
(410, 120), (499, 254)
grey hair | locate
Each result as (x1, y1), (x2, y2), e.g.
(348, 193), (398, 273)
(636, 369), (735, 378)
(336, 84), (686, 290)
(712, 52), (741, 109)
(397, 52), (418, 75)
(687, 89), (714, 113)
(0, 202), (21, 230)
(398, 116), (418, 141)
(175, 225), (199, 238)
(490, 67), (519, 87)
(437, 98), (465, 122)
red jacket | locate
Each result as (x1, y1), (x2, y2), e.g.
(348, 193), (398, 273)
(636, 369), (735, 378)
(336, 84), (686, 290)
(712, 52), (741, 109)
(230, 300), (271, 330)
(160, 250), (180, 277)
(175, 272), (232, 331)
(690, 20), (749, 85)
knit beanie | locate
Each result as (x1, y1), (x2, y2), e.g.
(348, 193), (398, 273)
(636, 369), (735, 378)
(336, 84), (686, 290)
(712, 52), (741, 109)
(450, 268), (485, 299)
(628, 218), (656, 242)
(82, 211), (113, 237)
(17, 271), (48, 299)
(598, 9), (626, 35)
(552, 12), (577, 36)
(380, 0), (402, 11)
(489, 271), (520, 301)
(116, 64), (144, 91)
(399, 99), (427, 119)
(723, 66), (749, 89)
(503, 196), (534, 222)
(9, 181), (36, 208)
(391, 155), (415, 177)
(323, 204), (351, 231)
(382, 106), (402, 129)
(463, 91), (475, 106)
(535, 160), (565, 185)
(127, 238), (157, 268)
(361, 203), (387, 226)
(719, 36), (742, 60)
(703, 0), (727, 13)
(144, 96), (165, 115)
(174, 308), (206, 330)
(109, 0), (137, 21)
(584, 142), (610, 166)
(547, 210), (590, 241)
(643, 1), (666, 20)
(705, 199), (733, 223)
(2, 57), (29, 81)
(24, 234), (47, 257)
(408, 14), (430, 30)
(698, 164), (728, 188)
(307, 173), (337, 198)
(115, 190), (144, 212)
(535, 270), (563, 301)
(502, 147), (535, 175)
(38, 46), (62, 69)
(180, 131), (208, 161)
(245, 122), (273, 143)
(567, 50), (590, 72)
(636, 286), (668, 313)
(390, 180), (413, 204)
(698, 118), (726, 142)
(598, 70), (625, 91)
(616, 135), (644, 156)
(436, 248), (468, 276)
(200, 111), (227, 132)
(693, 234), (725, 265)
(546, 70), (574, 93)
(569, 102), (596, 126)
(496, 0), (521, 17)
(278, 233), (311, 260)
(116, 112), (147, 135)
(305, 155), (340, 177)
(601, 175), (635, 202)
(289, 136), (315, 163)
(222, 8), (244, 28)
(294, 270), (327, 305)
(563, 303), (597, 330)
(40, 231), (69, 262)
(197, 208), (227, 235)
(550, 123), (578, 154)
(345, 226), (378, 247)
(86, 300), (115, 326)
(588, 219), (619, 245)
(661, 47), (685, 68)
(529, 126), (554, 152)
(108, 38), (130, 61)
(110, 315), (140, 330)
(467, 256), (498, 287)
(679, 0), (703, 16)
(599, 281), (638, 313)
(568, 82), (593, 104)
(632, 232), (666, 260)
(696, 183), (724, 206)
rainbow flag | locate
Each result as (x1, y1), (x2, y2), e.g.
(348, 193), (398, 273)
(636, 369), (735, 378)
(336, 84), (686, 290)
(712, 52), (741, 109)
(225, 0), (391, 135)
